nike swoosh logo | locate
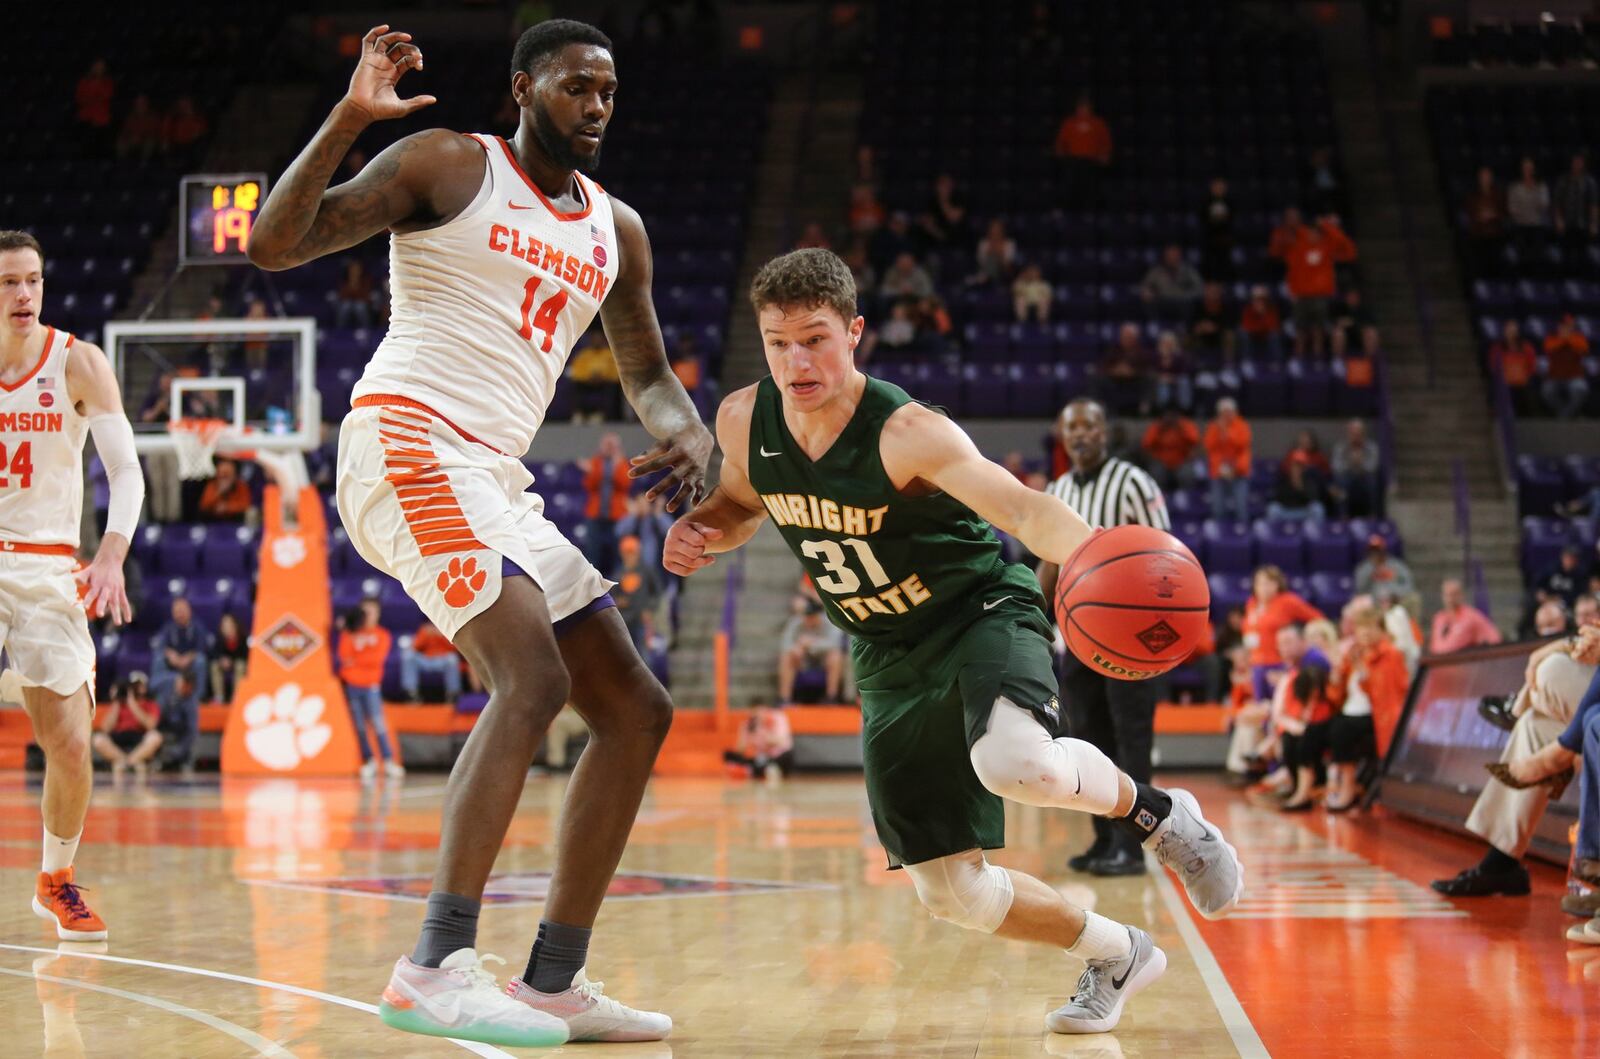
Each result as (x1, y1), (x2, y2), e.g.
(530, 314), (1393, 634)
(759, 446), (783, 457)
(982, 596), (1013, 611)
(1111, 962), (1133, 990)
(1073, 770), (1082, 796)
(412, 987), (462, 1026)
(508, 202), (536, 210)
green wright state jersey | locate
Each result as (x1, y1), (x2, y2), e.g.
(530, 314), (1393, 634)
(745, 374), (1045, 647)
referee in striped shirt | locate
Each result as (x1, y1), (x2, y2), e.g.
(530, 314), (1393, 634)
(1038, 397), (1171, 877)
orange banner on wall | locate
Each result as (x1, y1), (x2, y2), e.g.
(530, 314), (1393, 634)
(221, 484), (362, 776)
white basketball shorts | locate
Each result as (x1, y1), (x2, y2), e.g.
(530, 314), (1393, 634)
(0, 548), (96, 697)
(336, 396), (614, 642)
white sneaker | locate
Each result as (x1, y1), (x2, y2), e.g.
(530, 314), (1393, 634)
(379, 949), (568, 1047)
(1143, 788), (1244, 920)
(359, 760), (378, 781)
(1566, 917), (1600, 945)
(506, 967), (672, 1042)
(384, 760), (406, 779)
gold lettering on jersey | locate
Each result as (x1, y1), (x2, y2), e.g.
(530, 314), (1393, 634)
(0, 412), (64, 432)
(838, 573), (932, 623)
(761, 493), (889, 537)
(487, 224), (610, 299)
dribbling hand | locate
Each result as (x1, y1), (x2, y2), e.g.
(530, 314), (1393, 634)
(344, 25), (437, 122)
(663, 520), (723, 576)
(629, 424), (714, 513)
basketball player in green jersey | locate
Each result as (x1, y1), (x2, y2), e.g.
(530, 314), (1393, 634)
(665, 249), (1244, 1034)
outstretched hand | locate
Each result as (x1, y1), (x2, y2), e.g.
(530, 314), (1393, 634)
(629, 424), (713, 513)
(344, 25), (437, 121)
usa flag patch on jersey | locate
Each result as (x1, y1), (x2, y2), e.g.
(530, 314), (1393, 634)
(590, 224), (608, 246)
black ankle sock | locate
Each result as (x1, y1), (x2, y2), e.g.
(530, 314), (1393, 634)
(525, 919), (592, 993)
(1479, 846), (1521, 875)
(412, 891), (482, 968)
(1112, 783), (1173, 840)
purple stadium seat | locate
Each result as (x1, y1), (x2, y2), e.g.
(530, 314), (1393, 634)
(1304, 520), (1355, 573)
(1254, 521), (1307, 577)
(1241, 362), (1288, 415)
(1007, 364), (1064, 418)
(1521, 516), (1571, 577)
(159, 525), (208, 577)
(962, 364), (1009, 417)
(1208, 573), (1251, 622)
(1202, 520), (1254, 575)
(1308, 572), (1354, 618)
(200, 525), (255, 576)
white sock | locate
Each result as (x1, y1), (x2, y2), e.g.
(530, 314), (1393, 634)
(1068, 911), (1133, 963)
(42, 827), (80, 874)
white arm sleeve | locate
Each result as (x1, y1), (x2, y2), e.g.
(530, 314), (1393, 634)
(88, 413), (144, 542)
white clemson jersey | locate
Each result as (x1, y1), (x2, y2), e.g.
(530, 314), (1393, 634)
(351, 132), (621, 456)
(0, 326), (87, 549)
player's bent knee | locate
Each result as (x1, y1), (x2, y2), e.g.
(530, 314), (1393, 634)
(904, 851), (1015, 934)
(969, 738), (1055, 802)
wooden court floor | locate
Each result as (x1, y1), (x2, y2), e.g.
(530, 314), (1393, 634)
(0, 771), (1593, 1057)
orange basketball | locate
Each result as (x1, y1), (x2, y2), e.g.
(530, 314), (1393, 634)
(1054, 525), (1211, 681)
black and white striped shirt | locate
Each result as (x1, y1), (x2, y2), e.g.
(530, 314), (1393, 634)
(1046, 457), (1170, 531)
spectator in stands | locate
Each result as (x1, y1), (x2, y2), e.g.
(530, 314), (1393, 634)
(1199, 178), (1235, 280)
(1540, 313), (1591, 418)
(841, 238), (876, 302)
(1284, 428), (1331, 483)
(1243, 565), (1324, 699)
(1012, 262), (1053, 323)
(209, 612), (248, 705)
(847, 183), (885, 235)
(876, 301), (918, 351)
(1331, 418), (1381, 518)
(401, 620), (463, 703)
(868, 211), (916, 274)
(1330, 287), (1379, 357)
(1553, 152), (1600, 256)
(1236, 285), (1283, 363)
(1376, 588), (1423, 676)
(1148, 331), (1192, 414)
(1305, 146), (1345, 217)
(1205, 606), (1248, 706)
(162, 96), (208, 153)
(153, 597), (208, 772)
(723, 703), (794, 782)
(1354, 535), (1414, 598)
(582, 432), (631, 573)
(794, 222), (831, 250)
(1433, 622), (1600, 898)
(1507, 156), (1551, 255)
(1141, 407), (1199, 493)
(1536, 546), (1588, 610)
(1463, 166), (1508, 276)
(1269, 206), (1307, 261)
(972, 220), (1019, 287)
(1488, 318), (1539, 415)
(778, 601), (845, 704)
(92, 674), (163, 781)
(615, 492), (674, 577)
(612, 535), (663, 652)
(198, 458), (254, 523)
(1273, 624), (1334, 812)
(1325, 605), (1409, 810)
(1096, 323), (1149, 416)
(339, 601), (402, 780)
(1266, 460), (1325, 523)
(918, 173), (969, 247)
(334, 260), (378, 327)
(669, 333), (703, 396)
(1223, 647), (1267, 783)
(116, 94), (162, 161)
(1190, 282), (1237, 363)
(74, 58), (115, 154)
(567, 333), (622, 422)
(1203, 397), (1252, 523)
(1053, 92), (1113, 206)
(1140, 245), (1204, 323)
(1285, 216), (1358, 362)
(1429, 578), (1502, 654)
(878, 251), (935, 303)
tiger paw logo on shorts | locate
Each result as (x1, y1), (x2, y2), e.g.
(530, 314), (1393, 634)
(242, 683), (332, 770)
(438, 556), (488, 608)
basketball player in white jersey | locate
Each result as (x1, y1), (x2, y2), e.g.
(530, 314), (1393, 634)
(0, 230), (142, 942)
(250, 20), (708, 1048)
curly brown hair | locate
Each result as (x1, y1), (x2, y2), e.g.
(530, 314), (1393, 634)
(0, 231), (43, 267)
(748, 248), (857, 325)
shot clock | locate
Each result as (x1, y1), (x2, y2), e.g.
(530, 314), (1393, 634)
(179, 173), (268, 266)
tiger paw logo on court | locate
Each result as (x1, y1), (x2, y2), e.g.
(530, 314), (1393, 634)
(438, 556), (488, 608)
(242, 683), (332, 770)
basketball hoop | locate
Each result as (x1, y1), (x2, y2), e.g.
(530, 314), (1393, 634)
(169, 418), (229, 480)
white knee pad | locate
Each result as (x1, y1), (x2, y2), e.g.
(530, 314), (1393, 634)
(969, 697), (1122, 814)
(903, 850), (1015, 934)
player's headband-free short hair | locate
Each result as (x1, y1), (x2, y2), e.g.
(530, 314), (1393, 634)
(749, 248), (859, 326)
(0, 230), (44, 267)
(511, 19), (613, 78)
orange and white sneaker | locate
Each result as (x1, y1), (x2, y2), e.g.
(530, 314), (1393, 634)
(32, 868), (108, 941)
(506, 968), (673, 1042)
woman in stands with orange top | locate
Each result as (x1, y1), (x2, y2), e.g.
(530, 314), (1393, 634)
(1324, 605), (1408, 812)
(1270, 625), (1334, 812)
(1242, 565), (1323, 700)
(338, 599), (402, 780)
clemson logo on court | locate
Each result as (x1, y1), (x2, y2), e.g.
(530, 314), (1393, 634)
(242, 683), (332, 770)
(438, 556), (488, 608)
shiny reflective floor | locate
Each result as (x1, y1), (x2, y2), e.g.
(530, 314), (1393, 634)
(0, 771), (1592, 1057)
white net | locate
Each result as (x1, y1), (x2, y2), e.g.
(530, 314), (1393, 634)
(170, 419), (227, 480)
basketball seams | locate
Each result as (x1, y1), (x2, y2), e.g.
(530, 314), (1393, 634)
(1053, 529), (1210, 677)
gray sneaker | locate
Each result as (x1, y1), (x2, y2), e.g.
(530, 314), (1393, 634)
(1046, 926), (1167, 1034)
(1143, 788), (1244, 919)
